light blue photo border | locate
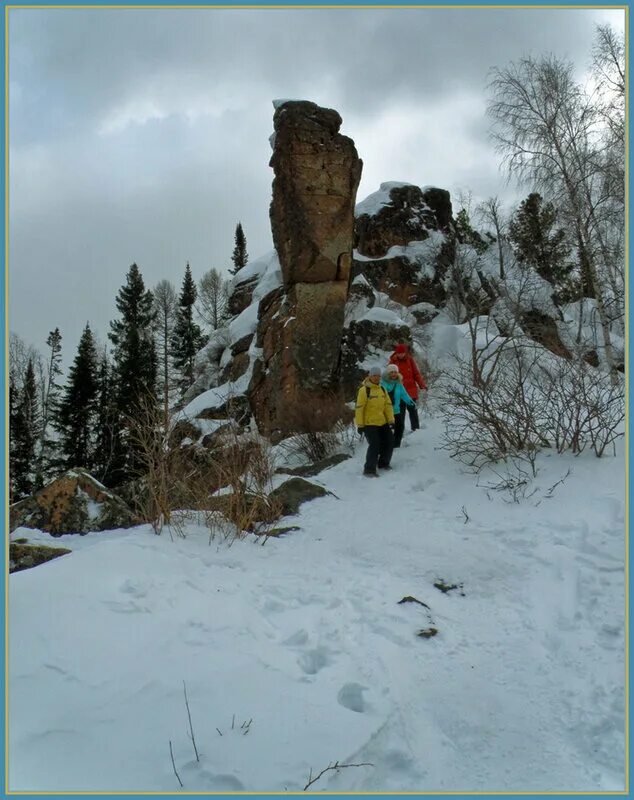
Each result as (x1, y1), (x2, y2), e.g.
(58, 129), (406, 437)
(1, 2), (629, 800)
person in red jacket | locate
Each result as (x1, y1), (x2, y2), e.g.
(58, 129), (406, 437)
(389, 343), (427, 431)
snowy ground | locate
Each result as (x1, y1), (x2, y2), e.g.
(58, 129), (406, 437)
(8, 415), (626, 794)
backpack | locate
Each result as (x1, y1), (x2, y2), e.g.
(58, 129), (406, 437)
(366, 381), (394, 404)
(365, 385), (388, 400)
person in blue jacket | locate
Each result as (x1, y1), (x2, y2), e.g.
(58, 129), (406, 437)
(381, 364), (416, 448)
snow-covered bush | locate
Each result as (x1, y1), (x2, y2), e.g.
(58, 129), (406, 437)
(437, 335), (624, 473)
(533, 355), (625, 457)
(437, 340), (549, 472)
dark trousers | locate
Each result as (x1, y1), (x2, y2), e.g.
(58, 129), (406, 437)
(407, 403), (420, 431)
(393, 407), (406, 448)
(364, 424), (394, 472)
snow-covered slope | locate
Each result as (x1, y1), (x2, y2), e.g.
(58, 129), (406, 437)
(9, 416), (625, 793)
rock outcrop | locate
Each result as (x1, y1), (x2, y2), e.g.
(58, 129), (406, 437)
(10, 469), (137, 535)
(249, 100), (363, 437)
(356, 183), (453, 258)
(353, 182), (455, 306)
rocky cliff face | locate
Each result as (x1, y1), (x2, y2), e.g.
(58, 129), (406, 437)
(248, 100), (363, 437)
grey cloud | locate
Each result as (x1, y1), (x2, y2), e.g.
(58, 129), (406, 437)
(8, 6), (624, 362)
(11, 8), (620, 134)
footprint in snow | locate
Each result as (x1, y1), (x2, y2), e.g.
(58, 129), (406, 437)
(103, 599), (150, 614)
(119, 579), (147, 598)
(337, 682), (367, 713)
(298, 646), (331, 675)
(411, 477), (437, 492)
(283, 628), (309, 647)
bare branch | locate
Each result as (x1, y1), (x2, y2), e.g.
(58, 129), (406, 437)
(303, 761), (374, 791)
(183, 681), (200, 762)
(169, 740), (183, 788)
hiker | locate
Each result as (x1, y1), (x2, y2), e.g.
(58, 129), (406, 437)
(355, 365), (395, 477)
(389, 343), (428, 432)
(381, 364), (415, 448)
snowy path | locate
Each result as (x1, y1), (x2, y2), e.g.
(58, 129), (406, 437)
(9, 418), (625, 792)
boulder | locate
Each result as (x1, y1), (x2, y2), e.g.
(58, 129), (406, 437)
(10, 469), (137, 535)
(268, 477), (329, 516)
(275, 452), (351, 477)
(9, 542), (72, 573)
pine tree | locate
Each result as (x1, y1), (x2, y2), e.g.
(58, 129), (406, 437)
(108, 263), (158, 482)
(172, 263), (205, 393)
(56, 324), (99, 471)
(508, 193), (573, 292)
(230, 222), (248, 275)
(11, 358), (40, 499)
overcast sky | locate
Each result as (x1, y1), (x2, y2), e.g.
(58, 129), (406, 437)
(8, 6), (625, 365)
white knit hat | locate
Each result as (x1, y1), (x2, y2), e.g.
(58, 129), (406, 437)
(368, 365), (382, 376)
(386, 364), (399, 373)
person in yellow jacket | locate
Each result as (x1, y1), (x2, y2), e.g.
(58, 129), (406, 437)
(355, 365), (395, 477)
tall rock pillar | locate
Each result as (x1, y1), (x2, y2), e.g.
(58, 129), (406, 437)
(250, 101), (362, 438)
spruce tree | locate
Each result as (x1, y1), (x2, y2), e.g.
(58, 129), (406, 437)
(56, 324), (99, 471)
(11, 358), (40, 499)
(230, 222), (248, 275)
(36, 328), (63, 485)
(93, 351), (119, 487)
(9, 372), (20, 502)
(455, 208), (489, 254)
(508, 193), (572, 290)
(172, 263), (205, 393)
(108, 263), (158, 482)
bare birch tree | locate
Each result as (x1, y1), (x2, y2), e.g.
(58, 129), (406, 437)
(197, 267), (230, 331)
(476, 196), (507, 280)
(153, 279), (178, 429)
(487, 53), (623, 380)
